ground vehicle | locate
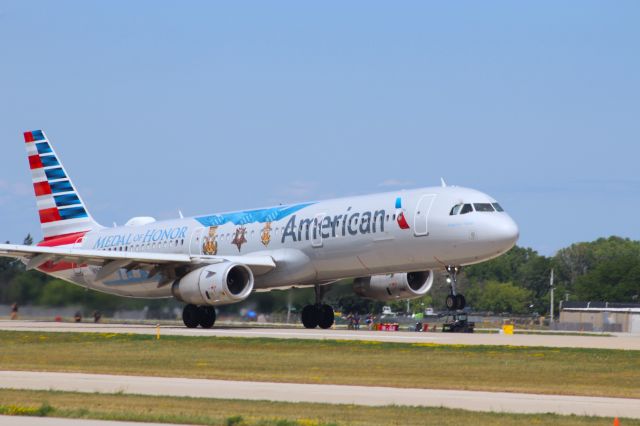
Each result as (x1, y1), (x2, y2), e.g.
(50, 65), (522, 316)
(441, 312), (475, 333)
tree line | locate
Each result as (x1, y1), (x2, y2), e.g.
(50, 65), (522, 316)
(1, 235), (638, 316)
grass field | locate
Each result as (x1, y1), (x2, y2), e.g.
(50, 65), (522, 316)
(1, 331), (638, 398)
(0, 389), (635, 426)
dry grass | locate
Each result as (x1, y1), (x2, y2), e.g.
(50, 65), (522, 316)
(0, 389), (636, 426)
(0, 331), (639, 398)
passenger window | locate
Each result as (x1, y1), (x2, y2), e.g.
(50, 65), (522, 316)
(474, 203), (495, 212)
(492, 203), (504, 212)
(450, 204), (462, 215)
(460, 204), (474, 214)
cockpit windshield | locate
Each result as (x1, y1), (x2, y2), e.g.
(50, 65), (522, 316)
(450, 202), (505, 215)
(460, 204), (474, 214)
(450, 204), (462, 215)
(474, 203), (495, 212)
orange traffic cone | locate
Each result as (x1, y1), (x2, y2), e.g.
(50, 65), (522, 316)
(614, 417), (620, 426)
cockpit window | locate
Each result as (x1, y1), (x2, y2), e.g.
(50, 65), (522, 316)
(460, 204), (474, 214)
(474, 203), (495, 212)
(450, 204), (462, 215)
(492, 203), (504, 212)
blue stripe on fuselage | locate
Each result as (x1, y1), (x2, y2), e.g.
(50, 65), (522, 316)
(195, 202), (315, 227)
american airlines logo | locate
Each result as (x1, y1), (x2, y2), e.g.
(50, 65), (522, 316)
(281, 208), (388, 243)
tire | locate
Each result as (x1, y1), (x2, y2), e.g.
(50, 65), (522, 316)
(198, 306), (216, 329)
(318, 304), (335, 329)
(182, 304), (200, 328)
(455, 294), (466, 310)
(445, 294), (457, 311)
(301, 304), (320, 329)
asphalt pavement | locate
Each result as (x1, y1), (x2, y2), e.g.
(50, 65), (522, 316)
(1, 320), (638, 350)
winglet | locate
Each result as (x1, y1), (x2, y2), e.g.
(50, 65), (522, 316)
(440, 178), (447, 187)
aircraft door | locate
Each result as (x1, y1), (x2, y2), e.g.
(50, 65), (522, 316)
(413, 194), (436, 237)
(72, 236), (85, 276)
(311, 214), (326, 248)
(190, 227), (206, 256)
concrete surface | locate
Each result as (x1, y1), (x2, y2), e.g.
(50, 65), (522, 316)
(0, 371), (638, 419)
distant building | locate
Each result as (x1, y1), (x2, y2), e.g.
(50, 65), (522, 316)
(558, 301), (640, 333)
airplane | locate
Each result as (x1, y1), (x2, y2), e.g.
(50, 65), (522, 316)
(0, 130), (519, 329)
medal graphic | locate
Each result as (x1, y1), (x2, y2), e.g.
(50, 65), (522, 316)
(231, 226), (248, 252)
(202, 226), (218, 255)
(261, 222), (272, 247)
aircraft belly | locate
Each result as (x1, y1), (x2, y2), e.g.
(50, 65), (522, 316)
(82, 267), (172, 298)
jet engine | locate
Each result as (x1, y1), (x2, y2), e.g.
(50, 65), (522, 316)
(353, 271), (434, 301)
(171, 263), (254, 306)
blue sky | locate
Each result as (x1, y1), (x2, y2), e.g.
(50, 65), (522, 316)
(1, 1), (638, 256)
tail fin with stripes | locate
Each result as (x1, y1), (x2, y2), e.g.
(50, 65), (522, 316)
(23, 130), (101, 242)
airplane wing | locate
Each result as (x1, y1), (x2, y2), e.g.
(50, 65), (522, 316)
(0, 244), (276, 281)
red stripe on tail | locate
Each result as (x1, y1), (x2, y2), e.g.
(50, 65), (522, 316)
(33, 181), (52, 196)
(38, 231), (87, 247)
(24, 131), (34, 143)
(28, 155), (43, 169)
(39, 207), (61, 223)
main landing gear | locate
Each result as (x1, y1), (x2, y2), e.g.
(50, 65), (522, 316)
(182, 304), (216, 329)
(445, 266), (466, 311)
(301, 285), (335, 329)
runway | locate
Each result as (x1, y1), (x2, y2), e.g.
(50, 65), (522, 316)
(1, 371), (638, 419)
(1, 320), (638, 350)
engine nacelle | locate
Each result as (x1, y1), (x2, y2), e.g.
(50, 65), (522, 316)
(353, 271), (434, 301)
(171, 263), (254, 306)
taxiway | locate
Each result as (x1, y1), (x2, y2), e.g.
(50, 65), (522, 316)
(0, 320), (638, 350)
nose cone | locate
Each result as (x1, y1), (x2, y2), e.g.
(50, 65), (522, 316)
(490, 216), (519, 251)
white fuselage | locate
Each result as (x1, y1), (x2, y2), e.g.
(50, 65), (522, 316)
(40, 186), (519, 298)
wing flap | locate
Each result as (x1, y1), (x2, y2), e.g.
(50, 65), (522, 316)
(0, 244), (276, 276)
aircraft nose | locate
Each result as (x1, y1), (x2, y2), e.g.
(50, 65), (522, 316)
(490, 216), (519, 250)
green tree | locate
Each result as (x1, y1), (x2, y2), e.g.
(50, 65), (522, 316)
(553, 237), (640, 304)
(465, 246), (550, 312)
(469, 281), (532, 314)
(37, 279), (86, 306)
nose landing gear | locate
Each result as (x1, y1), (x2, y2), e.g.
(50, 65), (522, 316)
(301, 285), (335, 329)
(445, 266), (466, 311)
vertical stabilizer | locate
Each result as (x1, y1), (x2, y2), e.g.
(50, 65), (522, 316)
(23, 130), (101, 242)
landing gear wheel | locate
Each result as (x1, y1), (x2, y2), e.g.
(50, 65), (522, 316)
(445, 265), (465, 311)
(455, 294), (466, 310)
(198, 306), (216, 329)
(182, 304), (200, 328)
(301, 304), (320, 329)
(318, 304), (335, 329)
(446, 294), (457, 311)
